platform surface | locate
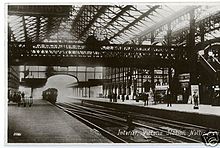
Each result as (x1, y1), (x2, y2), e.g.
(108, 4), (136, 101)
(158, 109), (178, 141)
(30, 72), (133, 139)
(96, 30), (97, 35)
(65, 96), (220, 117)
(8, 99), (112, 143)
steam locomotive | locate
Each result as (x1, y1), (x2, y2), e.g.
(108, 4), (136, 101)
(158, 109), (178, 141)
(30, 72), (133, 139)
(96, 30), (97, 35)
(42, 88), (58, 104)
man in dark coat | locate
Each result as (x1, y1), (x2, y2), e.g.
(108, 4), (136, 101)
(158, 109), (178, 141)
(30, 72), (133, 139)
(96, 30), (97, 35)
(167, 88), (172, 107)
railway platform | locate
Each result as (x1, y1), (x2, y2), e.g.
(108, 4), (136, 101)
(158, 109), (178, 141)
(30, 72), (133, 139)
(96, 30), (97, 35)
(66, 97), (220, 130)
(8, 99), (112, 143)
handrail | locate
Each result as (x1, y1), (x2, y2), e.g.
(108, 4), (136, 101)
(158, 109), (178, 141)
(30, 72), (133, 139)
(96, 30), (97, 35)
(198, 49), (220, 66)
(199, 54), (217, 73)
(213, 56), (220, 65)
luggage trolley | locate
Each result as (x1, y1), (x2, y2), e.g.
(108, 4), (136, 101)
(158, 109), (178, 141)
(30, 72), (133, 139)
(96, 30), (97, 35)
(24, 96), (33, 107)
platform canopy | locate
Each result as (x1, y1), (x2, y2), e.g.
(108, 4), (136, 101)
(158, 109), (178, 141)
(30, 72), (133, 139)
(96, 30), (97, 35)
(8, 5), (220, 46)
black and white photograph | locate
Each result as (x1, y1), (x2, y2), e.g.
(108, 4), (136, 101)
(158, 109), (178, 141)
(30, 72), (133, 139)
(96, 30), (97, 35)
(5, 2), (220, 147)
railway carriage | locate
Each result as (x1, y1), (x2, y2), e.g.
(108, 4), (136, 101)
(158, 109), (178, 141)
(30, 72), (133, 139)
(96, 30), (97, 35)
(42, 88), (58, 104)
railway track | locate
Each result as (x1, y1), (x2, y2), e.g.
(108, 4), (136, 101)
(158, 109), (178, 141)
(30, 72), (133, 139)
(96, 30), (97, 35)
(80, 101), (217, 141)
(55, 101), (206, 143)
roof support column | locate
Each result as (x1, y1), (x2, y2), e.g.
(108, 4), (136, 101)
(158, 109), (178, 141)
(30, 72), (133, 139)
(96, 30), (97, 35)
(200, 25), (205, 43)
(118, 67), (121, 96)
(110, 68), (113, 95)
(22, 16), (28, 42)
(89, 86), (90, 98)
(200, 25), (207, 58)
(122, 67), (126, 95)
(189, 10), (197, 85)
(85, 67), (87, 97)
(114, 67), (117, 96)
(167, 23), (173, 91)
(141, 70), (144, 93)
(150, 31), (155, 92)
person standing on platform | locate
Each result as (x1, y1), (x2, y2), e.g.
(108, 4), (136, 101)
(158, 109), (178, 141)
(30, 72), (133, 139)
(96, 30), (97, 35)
(126, 94), (129, 100)
(155, 78), (160, 86)
(151, 84), (156, 105)
(118, 94), (120, 100)
(167, 88), (172, 107)
(21, 92), (25, 106)
(146, 93), (149, 106)
(143, 92), (149, 106)
(8, 90), (12, 103)
(114, 93), (117, 102)
(29, 95), (33, 107)
(111, 93), (114, 102)
(17, 92), (22, 107)
(109, 93), (112, 102)
(193, 91), (199, 109)
(122, 93), (125, 102)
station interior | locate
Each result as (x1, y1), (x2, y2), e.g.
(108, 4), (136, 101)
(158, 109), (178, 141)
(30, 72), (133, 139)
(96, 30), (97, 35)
(7, 5), (220, 144)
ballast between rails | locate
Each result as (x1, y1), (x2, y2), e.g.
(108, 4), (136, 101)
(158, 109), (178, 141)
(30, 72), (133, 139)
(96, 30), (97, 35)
(56, 103), (127, 143)
(56, 102), (172, 143)
(69, 102), (201, 143)
(56, 102), (202, 143)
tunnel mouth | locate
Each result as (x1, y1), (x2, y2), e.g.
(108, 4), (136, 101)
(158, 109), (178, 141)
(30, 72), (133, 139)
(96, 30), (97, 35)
(43, 75), (78, 102)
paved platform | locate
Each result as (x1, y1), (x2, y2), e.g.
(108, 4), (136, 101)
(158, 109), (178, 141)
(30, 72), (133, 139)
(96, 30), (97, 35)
(66, 96), (220, 117)
(8, 99), (112, 143)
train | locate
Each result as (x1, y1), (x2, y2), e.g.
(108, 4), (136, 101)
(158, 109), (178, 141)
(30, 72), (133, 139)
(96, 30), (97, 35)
(42, 88), (58, 104)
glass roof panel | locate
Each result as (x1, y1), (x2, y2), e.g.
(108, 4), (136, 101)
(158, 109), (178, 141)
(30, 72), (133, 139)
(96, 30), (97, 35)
(7, 5), (220, 44)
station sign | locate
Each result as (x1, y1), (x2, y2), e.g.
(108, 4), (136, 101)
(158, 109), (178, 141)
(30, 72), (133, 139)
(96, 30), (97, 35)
(178, 73), (190, 83)
(189, 85), (200, 104)
(154, 70), (163, 74)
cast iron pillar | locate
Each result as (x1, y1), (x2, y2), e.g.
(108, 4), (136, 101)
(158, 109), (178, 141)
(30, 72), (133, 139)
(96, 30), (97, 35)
(150, 31), (155, 90)
(189, 10), (197, 85)
(167, 23), (173, 89)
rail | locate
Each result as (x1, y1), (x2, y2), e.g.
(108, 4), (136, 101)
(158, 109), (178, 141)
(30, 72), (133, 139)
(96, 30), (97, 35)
(56, 103), (127, 143)
(56, 101), (203, 143)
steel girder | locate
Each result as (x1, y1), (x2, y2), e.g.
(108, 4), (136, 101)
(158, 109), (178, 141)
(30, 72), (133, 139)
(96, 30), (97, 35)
(9, 42), (188, 68)
(44, 17), (63, 40)
(22, 16), (28, 42)
(78, 6), (109, 38)
(8, 5), (220, 45)
(196, 37), (220, 48)
(8, 5), (183, 44)
(130, 6), (198, 42)
(8, 5), (72, 17)
(109, 5), (160, 40)
(71, 5), (109, 41)
(35, 17), (40, 42)
(8, 15), (64, 42)
(8, 5), (71, 42)
(104, 5), (133, 29)
(8, 26), (16, 42)
(172, 11), (220, 45)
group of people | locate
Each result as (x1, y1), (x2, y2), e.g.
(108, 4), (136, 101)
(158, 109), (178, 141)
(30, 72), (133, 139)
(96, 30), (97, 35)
(8, 90), (33, 107)
(8, 91), (21, 104)
(108, 93), (130, 102)
(106, 87), (201, 109)
(136, 92), (149, 106)
(108, 92), (150, 106)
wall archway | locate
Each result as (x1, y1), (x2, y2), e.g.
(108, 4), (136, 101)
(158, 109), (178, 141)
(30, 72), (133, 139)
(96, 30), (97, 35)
(48, 73), (79, 82)
(43, 74), (78, 102)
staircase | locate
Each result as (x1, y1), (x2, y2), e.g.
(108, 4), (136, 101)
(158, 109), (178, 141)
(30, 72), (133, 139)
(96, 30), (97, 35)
(198, 50), (220, 105)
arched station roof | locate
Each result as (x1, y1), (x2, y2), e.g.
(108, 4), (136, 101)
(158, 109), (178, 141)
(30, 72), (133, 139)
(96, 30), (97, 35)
(8, 5), (220, 46)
